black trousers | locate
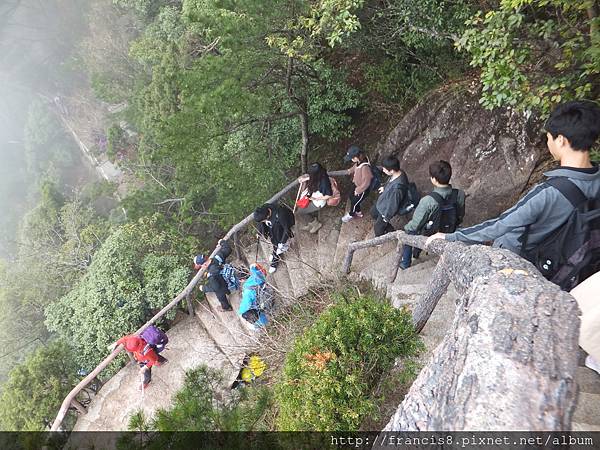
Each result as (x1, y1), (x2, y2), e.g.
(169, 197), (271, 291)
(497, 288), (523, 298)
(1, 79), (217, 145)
(349, 189), (370, 216)
(215, 290), (232, 309)
(370, 205), (394, 237)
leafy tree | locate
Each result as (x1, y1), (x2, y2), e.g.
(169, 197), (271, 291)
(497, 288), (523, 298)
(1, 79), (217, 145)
(275, 289), (422, 431)
(45, 215), (192, 373)
(0, 341), (77, 431)
(458, 0), (599, 112)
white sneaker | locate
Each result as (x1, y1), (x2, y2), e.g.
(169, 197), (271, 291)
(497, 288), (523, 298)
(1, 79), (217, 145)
(268, 254), (274, 262)
(269, 266), (277, 274)
(341, 213), (353, 223)
(585, 355), (600, 376)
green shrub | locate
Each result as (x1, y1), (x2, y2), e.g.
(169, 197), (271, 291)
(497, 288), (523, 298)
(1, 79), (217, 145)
(122, 365), (272, 449)
(275, 289), (421, 431)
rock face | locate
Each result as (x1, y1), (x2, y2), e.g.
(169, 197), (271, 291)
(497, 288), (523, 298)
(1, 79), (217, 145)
(377, 83), (545, 225)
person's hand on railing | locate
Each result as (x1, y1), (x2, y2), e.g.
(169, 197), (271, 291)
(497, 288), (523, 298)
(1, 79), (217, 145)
(426, 233), (446, 247)
(297, 174), (309, 183)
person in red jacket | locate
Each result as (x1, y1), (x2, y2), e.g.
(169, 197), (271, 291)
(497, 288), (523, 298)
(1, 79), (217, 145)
(115, 335), (165, 389)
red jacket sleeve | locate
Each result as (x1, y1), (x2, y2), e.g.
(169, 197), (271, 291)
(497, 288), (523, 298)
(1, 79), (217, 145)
(142, 348), (159, 367)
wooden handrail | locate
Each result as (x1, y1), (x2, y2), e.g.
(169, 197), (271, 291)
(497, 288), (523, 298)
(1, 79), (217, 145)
(50, 169), (349, 431)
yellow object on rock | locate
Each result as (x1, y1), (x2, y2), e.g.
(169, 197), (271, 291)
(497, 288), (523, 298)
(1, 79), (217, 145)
(241, 355), (267, 382)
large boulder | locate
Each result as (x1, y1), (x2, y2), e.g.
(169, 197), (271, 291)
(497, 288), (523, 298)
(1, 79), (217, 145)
(377, 83), (547, 225)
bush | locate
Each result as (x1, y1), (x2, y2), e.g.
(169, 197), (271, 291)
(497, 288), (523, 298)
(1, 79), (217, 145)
(121, 365), (272, 448)
(275, 289), (421, 431)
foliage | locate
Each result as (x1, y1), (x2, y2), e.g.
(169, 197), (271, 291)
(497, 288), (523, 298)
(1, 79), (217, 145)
(121, 365), (272, 447)
(0, 341), (77, 431)
(45, 215), (192, 374)
(275, 289), (421, 431)
(458, 0), (599, 112)
(106, 124), (126, 161)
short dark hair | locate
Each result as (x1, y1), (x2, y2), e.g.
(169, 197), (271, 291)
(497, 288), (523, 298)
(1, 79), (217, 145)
(429, 160), (452, 185)
(382, 156), (400, 172)
(253, 205), (270, 222)
(545, 100), (600, 151)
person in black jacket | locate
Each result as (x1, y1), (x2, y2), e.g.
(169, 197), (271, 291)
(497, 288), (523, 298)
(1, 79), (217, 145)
(370, 156), (408, 237)
(253, 203), (295, 274)
(195, 239), (233, 311)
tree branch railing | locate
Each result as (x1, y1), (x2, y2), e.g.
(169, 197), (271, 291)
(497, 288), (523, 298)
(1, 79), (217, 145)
(344, 232), (580, 431)
(50, 169), (348, 432)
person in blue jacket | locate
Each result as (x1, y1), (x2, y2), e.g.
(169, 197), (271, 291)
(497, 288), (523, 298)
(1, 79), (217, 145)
(239, 264), (268, 328)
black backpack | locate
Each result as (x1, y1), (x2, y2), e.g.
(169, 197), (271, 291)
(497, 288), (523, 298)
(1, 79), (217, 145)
(424, 190), (461, 235)
(368, 164), (383, 192)
(520, 177), (600, 291)
(398, 182), (421, 215)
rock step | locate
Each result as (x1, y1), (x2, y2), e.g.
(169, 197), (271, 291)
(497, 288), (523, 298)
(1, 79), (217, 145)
(332, 213), (373, 272)
(572, 422), (600, 431)
(250, 240), (296, 305)
(573, 392), (600, 426)
(203, 292), (253, 355)
(194, 298), (246, 367)
(576, 366), (600, 395)
(317, 206), (343, 274)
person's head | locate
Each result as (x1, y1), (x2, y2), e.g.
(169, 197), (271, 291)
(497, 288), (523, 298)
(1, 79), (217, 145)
(193, 254), (207, 270)
(545, 100), (600, 160)
(344, 145), (368, 164)
(253, 204), (271, 223)
(382, 156), (401, 176)
(429, 160), (452, 187)
(307, 162), (327, 192)
(123, 336), (144, 352)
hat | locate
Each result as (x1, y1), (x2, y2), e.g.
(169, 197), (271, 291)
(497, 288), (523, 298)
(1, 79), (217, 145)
(344, 145), (362, 162)
(193, 254), (207, 270)
(123, 336), (144, 352)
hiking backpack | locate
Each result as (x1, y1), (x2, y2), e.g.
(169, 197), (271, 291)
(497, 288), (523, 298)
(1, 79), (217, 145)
(520, 177), (600, 291)
(140, 325), (168, 347)
(368, 164), (383, 192)
(252, 283), (275, 311)
(220, 263), (240, 291)
(398, 182), (421, 215)
(425, 189), (461, 235)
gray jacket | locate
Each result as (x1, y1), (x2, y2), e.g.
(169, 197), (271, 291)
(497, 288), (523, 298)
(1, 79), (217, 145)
(376, 172), (408, 221)
(446, 167), (600, 253)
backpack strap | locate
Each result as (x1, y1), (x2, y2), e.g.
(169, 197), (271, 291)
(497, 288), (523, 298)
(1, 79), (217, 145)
(429, 191), (444, 206)
(520, 177), (587, 255)
(546, 177), (587, 208)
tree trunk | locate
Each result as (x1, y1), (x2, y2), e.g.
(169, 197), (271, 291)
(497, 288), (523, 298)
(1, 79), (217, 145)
(299, 108), (309, 173)
(378, 243), (580, 432)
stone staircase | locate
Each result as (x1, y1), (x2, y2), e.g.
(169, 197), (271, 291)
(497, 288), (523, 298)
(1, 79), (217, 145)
(73, 200), (600, 431)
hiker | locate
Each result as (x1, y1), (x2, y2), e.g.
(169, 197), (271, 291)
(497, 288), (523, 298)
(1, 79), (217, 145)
(427, 100), (600, 289)
(342, 145), (376, 223)
(296, 162), (341, 234)
(140, 324), (169, 356)
(254, 203), (295, 274)
(232, 354), (267, 388)
(570, 271), (600, 376)
(113, 334), (166, 390)
(370, 156), (411, 237)
(238, 264), (270, 329)
(195, 239), (234, 311)
(401, 160), (465, 269)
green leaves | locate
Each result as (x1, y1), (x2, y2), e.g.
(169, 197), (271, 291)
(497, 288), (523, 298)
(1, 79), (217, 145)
(459, 0), (599, 113)
(275, 289), (421, 431)
(45, 216), (191, 374)
(0, 341), (77, 431)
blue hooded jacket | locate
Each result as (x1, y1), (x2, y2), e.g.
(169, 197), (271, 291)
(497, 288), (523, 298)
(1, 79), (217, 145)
(239, 265), (268, 326)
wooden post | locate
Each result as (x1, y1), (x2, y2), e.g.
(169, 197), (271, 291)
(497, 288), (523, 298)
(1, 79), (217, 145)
(70, 399), (87, 415)
(186, 292), (194, 316)
(412, 253), (451, 333)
